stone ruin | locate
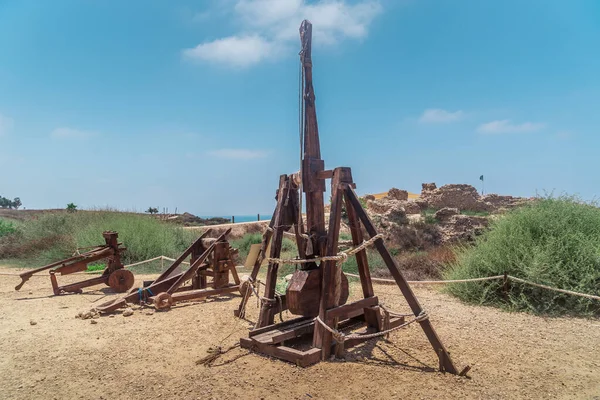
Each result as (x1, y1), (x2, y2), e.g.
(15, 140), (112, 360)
(362, 183), (530, 245)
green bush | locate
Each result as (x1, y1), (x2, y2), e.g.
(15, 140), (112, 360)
(0, 218), (17, 237)
(445, 196), (600, 316)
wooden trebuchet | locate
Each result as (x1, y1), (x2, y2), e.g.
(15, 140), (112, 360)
(15, 231), (132, 295)
(239, 19), (464, 374)
(95, 228), (242, 313)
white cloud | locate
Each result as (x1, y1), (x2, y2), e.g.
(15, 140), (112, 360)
(477, 120), (545, 134)
(0, 113), (14, 136)
(183, 35), (278, 68)
(184, 0), (383, 68)
(554, 130), (574, 140)
(419, 109), (464, 124)
(208, 148), (269, 159)
(51, 127), (96, 139)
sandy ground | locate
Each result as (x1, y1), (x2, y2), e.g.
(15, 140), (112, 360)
(1, 266), (599, 400)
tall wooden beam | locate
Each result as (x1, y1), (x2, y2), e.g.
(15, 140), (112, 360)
(300, 20), (326, 252)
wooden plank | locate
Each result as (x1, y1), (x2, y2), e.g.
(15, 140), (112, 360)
(249, 316), (313, 337)
(316, 169), (333, 180)
(344, 186), (459, 375)
(325, 296), (378, 320)
(269, 322), (315, 344)
(363, 306), (382, 331)
(169, 284), (239, 303)
(241, 338), (321, 367)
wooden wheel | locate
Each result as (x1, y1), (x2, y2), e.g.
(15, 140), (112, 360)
(108, 269), (134, 293)
(154, 292), (173, 311)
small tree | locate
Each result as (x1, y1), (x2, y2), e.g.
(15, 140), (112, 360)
(12, 197), (22, 209)
(66, 203), (78, 213)
(0, 196), (10, 209)
(146, 207), (159, 214)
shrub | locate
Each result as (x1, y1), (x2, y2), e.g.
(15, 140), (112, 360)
(0, 218), (17, 237)
(445, 196), (600, 316)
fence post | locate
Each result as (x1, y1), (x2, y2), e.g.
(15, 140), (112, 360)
(502, 272), (509, 299)
(258, 213), (260, 221)
(232, 216), (235, 224)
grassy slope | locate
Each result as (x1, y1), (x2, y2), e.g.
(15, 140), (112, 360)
(0, 211), (199, 269)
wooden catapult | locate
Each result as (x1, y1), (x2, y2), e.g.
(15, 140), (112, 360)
(96, 229), (242, 313)
(238, 20), (464, 373)
(15, 231), (133, 295)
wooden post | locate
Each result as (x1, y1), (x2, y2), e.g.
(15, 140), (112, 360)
(313, 168), (348, 359)
(257, 175), (289, 327)
(343, 190), (374, 299)
(344, 186), (459, 374)
(232, 216), (235, 224)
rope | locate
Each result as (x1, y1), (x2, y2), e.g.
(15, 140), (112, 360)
(343, 273), (506, 285)
(507, 275), (600, 301)
(267, 234), (383, 265)
(314, 310), (429, 344)
(196, 344), (240, 366)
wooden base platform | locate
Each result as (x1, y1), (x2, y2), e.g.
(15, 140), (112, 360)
(241, 299), (405, 367)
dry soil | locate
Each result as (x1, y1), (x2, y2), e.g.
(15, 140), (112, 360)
(0, 267), (599, 400)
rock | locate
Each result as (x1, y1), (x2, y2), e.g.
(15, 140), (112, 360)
(28, 291), (33, 295)
(284, 274), (293, 282)
(366, 198), (393, 215)
(90, 320), (98, 325)
(483, 194), (530, 209)
(421, 183), (437, 193)
(122, 308), (134, 317)
(29, 320), (37, 326)
(421, 184), (492, 212)
(363, 194), (375, 201)
(434, 207), (460, 221)
(400, 200), (421, 215)
(414, 199), (429, 211)
(387, 188), (408, 201)
(437, 215), (489, 243)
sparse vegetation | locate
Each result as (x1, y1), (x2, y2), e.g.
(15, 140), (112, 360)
(445, 196), (600, 316)
(0, 218), (17, 237)
(0, 210), (198, 266)
(146, 207), (159, 214)
(66, 203), (78, 213)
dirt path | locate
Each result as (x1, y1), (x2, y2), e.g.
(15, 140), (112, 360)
(0, 267), (598, 400)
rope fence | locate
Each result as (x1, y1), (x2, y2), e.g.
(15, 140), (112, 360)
(1, 254), (598, 302)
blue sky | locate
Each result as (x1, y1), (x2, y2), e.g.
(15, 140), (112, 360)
(1, 0), (599, 215)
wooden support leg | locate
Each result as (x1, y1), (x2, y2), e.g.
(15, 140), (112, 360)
(313, 168), (347, 359)
(343, 191), (375, 298)
(235, 206), (277, 318)
(257, 175), (290, 328)
(344, 186), (459, 375)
